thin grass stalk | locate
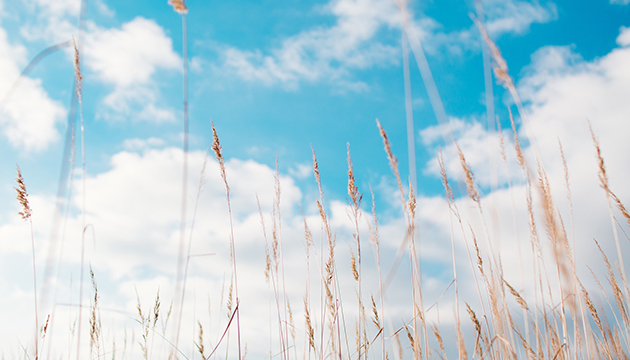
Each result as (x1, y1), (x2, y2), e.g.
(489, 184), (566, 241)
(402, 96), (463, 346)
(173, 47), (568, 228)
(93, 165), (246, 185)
(171, 0), (190, 353)
(376, 119), (428, 359)
(177, 151), (209, 356)
(559, 139), (587, 360)
(437, 151), (463, 360)
(591, 125), (630, 307)
(368, 186), (386, 360)
(499, 115), (532, 350)
(212, 122), (242, 359)
(347, 145), (365, 359)
(273, 161), (291, 360)
(15, 165), (38, 359)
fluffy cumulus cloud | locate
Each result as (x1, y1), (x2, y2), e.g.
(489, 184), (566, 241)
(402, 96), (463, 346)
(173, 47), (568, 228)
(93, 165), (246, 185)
(3, 24), (630, 359)
(419, 25), (630, 317)
(20, 1), (181, 123)
(0, 26), (65, 151)
(85, 17), (182, 122)
(0, 139), (449, 357)
(219, 0), (556, 88)
(220, 0), (400, 89)
(483, 0), (556, 36)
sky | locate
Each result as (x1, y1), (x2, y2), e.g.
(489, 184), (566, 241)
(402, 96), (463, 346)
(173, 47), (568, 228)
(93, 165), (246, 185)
(0, 0), (630, 358)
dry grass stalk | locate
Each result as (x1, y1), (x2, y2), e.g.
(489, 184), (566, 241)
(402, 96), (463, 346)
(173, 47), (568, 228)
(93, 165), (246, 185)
(430, 323), (445, 357)
(196, 322), (206, 358)
(15, 164), (32, 220)
(504, 279), (528, 311)
(580, 281), (610, 355)
(350, 248), (359, 282)
(376, 119), (409, 222)
(594, 240), (630, 327)
(455, 141), (479, 203)
(470, 14), (518, 99)
(136, 291), (149, 360)
(211, 122), (242, 359)
(72, 38), (82, 103)
(168, 0), (188, 14)
(455, 317), (468, 360)
(466, 302), (485, 359)
(438, 150), (455, 206)
(89, 267), (100, 358)
(304, 297), (316, 353)
(591, 126), (630, 312)
(591, 126), (630, 226)
(509, 108), (526, 171)
(15, 164), (38, 359)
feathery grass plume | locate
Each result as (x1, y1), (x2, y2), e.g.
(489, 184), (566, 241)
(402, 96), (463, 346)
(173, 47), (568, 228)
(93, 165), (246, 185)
(153, 291), (160, 328)
(350, 248), (359, 282)
(287, 300), (295, 342)
(509, 108), (526, 171)
(431, 323), (445, 358)
(503, 278), (528, 311)
(437, 150), (455, 205)
(347, 143), (362, 210)
(591, 125), (630, 311)
(89, 267), (100, 358)
(212, 121), (242, 359)
(136, 290), (149, 360)
(594, 240), (630, 327)
(15, 164), (39, 360)
(375, 119), (409, 221)
(580, 281), (608, 347)
(370, 296), (380, 330)
(466, 302), (485, 359)
(168, 0), (188, 14)
(304, 297), (316, 353)
(72, 39), (82, 103)
(368, 186), (386, 360)
(470, 13), (522, 109)
(407, 184), (416, 220)
(15, 164), (32, 220)
(347, 144), (365, 359)
(196, 322), (206, 358)
(456, 316), (469, 360)
(454, 141), (479, 203)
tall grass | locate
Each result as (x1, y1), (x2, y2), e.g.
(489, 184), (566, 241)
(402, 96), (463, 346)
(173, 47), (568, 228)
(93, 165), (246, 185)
(6, 2), (630, 360)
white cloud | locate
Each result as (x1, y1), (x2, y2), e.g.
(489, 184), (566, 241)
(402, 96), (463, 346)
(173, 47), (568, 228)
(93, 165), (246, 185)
(611, 0), (630, 5)
(483, 0), (556, 36)
(219, 0), (400, 89)
(617, 26), (630, 46)
(421, 117), (521, 188)
(0, 25), (65, 151)
(83, 17), (182, 122)
(85, 18), (180, 87)
(417, 25), (630, 314)
(219, 0), (557, 88)
(31, 0), (80, 17)
(122, 137), (165, 151)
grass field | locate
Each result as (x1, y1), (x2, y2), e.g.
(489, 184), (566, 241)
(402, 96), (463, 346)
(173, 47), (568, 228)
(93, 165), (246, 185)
(4, 1), (630, 360)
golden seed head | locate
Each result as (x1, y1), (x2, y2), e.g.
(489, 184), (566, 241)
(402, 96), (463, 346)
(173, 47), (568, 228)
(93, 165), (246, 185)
(168, 0), (188, 14)
(15, 164), (31, 220)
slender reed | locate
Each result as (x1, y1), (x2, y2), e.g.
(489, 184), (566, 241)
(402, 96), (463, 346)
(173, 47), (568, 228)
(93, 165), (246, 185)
(15, 165), (38, 359)
(212, 122), (242, 359)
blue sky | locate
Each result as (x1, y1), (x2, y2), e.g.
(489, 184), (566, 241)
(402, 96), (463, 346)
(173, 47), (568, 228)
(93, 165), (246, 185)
(1, 0), (630, 358)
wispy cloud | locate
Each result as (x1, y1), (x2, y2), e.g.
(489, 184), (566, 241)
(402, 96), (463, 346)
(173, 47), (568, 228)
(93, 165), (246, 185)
(219, 0), (400, 89)
(85, 17), (182, 122)
(0, 27), (65, 151)
(218, 0), (556, 89)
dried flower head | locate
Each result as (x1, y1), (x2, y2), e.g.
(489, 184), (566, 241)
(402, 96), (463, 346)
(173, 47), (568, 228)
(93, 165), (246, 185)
(15, 164), (31, 220)
(168, 0), (188, 14)
(72, 38), (83, 102)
